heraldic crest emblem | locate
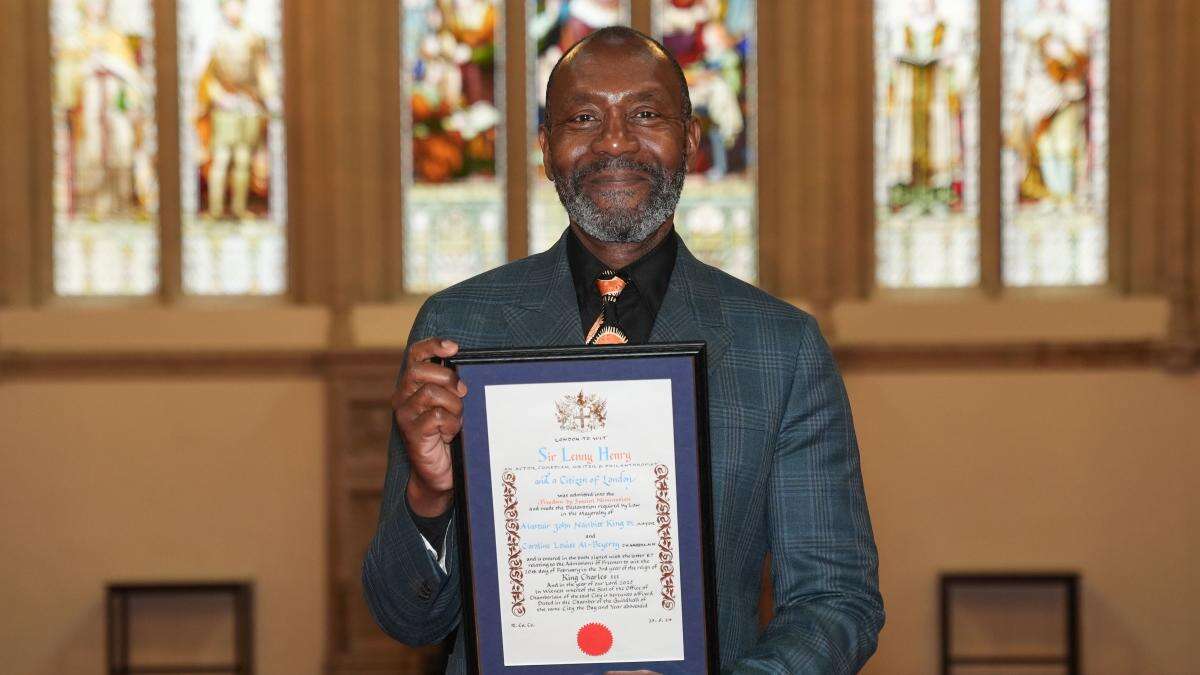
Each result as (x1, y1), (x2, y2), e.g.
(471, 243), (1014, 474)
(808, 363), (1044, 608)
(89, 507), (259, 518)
(555, 390), (608, 432)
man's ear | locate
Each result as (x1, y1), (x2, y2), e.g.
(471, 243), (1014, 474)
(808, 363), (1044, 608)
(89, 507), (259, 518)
(537, 124), (555, 183)
(684, 115), (701, 173)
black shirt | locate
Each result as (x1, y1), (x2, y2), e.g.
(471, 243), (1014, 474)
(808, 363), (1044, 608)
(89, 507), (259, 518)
(410, 228), (681, 552)
(566, 227), (679, 344)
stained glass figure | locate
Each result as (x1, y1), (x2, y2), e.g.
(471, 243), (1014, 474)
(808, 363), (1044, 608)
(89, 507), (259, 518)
(654, 0), (756, 283)
(51, 0), (158, 296)
(1002, 0), (1107, 286)
(874, 0), (979, 288)
(179, 0), (286, 295)
(527, 0), (629, 254)
(402, 0), (505, 293)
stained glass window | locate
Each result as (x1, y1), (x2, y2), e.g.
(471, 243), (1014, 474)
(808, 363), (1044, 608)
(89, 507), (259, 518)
(1002, 0), (1107, 286)
(874, 0), (979, 288)
(654, 0), (756, 283)
(178, 0), (286, 295)
(402, 0), (505, 293)
(527, 0), (629, 254)
(50, 0), (158, 296)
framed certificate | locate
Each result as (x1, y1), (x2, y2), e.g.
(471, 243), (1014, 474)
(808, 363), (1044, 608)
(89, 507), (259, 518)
(445, 343), (719, 674)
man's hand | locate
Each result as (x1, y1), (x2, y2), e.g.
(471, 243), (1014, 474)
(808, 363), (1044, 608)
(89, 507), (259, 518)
(392, 337), (468, 518)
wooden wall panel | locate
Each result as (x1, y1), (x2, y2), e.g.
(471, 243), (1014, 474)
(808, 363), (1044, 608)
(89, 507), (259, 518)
(758, 2), (807, 299)
(1191, 0), (1200, 365)
(1126, 1), (1166, 294)
(753, 0), (782, 294)
(378, 3), (405, 298)
(840, 0), (875, 301)
(756, 1), (874, 309)
(287, 0), (405, 308)
(347, 0), (402, 303)
(504, 0), (528, 263)
(806, 0), (835, 322)
(1174, 0), (1199, 367)
(330, 0), (363, 312)
(28, 0), (54, 304)
(1107, 0), (1133, 292)
(315, 0), (343, 309)
(326, 372), (448, 673)
(287, 0), (319, 302)
(155, 0), (182, 302)
(1161, 0), (1189, 366)
(631, 0), (651, 33)
(350, 1), (382, 302)
(0, 0), (33, 305)
(979, 0), (1002, 294)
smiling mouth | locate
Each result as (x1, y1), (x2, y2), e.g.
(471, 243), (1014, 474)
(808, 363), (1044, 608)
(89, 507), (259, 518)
(586, 171), (649, 186)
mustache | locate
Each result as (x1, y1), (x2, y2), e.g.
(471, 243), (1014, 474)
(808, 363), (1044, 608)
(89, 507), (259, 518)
(555, 152), (688, 244)
(569, 156), (666, 190)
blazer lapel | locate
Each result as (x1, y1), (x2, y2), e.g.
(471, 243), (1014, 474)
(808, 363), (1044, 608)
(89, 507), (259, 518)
(502, 232), (584, 347)
(650, 239), (733, 372)
(503, 230), (734, 367)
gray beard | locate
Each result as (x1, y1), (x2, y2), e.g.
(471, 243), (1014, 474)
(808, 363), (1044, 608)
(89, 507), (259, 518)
(553, 156), (687, 243)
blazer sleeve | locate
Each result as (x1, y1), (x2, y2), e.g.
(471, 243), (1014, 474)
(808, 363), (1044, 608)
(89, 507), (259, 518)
(730, 314), (885, 674)
(361, 298), (463, 645)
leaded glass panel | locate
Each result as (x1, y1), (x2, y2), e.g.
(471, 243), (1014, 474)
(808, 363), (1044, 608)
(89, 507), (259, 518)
(50, 0), (158, 296)
(874, 0), (980, 288)
(1001, 0), (1108, 286)
(178, 0), (287, 295)
(527, 0), (629, 254)
(654, 0), (756, 283)
(402, 0), (505, 293)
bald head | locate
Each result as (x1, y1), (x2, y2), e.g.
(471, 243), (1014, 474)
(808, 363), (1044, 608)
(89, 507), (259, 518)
(544, 26), (692, 125)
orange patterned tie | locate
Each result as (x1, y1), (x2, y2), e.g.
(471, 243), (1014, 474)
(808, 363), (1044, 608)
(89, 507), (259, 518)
(585, 270), (629, 345)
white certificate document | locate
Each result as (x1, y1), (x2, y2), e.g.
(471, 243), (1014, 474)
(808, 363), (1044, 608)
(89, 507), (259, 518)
(484, 378), (684, 666)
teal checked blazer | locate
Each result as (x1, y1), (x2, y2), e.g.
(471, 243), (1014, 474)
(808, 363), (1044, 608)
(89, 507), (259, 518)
(363, 232), (885, 673)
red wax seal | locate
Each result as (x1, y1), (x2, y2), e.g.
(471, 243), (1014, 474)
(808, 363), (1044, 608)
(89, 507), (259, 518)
(576, 622), (613, 656)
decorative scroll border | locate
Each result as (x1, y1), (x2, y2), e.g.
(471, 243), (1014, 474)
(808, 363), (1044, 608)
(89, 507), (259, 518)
(502, 470), (525, 616)
(654, 463), (676, 610)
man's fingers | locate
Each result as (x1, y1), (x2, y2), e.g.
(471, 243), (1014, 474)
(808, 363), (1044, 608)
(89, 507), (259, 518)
(406, 337), (460, 367)
(411, 382), (464, 418)
(392, 337), (469, 440)
(393, 385), (459, 430)
(404, 361), (464, 394)
(395, 380), (463, 426)
(411, 407), (463, 444)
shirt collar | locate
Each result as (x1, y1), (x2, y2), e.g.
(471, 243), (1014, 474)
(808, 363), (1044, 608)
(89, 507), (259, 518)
(566, 226), (679, 307)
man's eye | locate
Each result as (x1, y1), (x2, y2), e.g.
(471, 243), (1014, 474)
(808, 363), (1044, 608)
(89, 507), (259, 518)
(569, 113), (597, 123)
(631, 110), (667, 125)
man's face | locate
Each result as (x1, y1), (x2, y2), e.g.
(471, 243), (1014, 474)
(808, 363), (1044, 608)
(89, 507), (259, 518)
(538, 41), (700, 243)
(221, 0), (245, 25)
(82, 0), (108, 22)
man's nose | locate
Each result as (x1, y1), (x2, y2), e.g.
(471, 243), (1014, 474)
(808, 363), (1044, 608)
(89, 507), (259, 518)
(590, 113), (640, 157)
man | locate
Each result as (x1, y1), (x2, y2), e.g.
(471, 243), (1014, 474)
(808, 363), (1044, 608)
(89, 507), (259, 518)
(363, 27), (884, 673)
(195, 0), (278, 220)
(54, 0), (154, 220)
(1008, 0), (1093, 210)
(882, 0), (968, 217)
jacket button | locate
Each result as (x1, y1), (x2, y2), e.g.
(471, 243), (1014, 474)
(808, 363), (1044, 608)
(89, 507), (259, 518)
(417, 583), (432, 600)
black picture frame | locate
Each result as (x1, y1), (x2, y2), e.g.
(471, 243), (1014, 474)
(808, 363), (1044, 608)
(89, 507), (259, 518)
(444, 342), (719, 674)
